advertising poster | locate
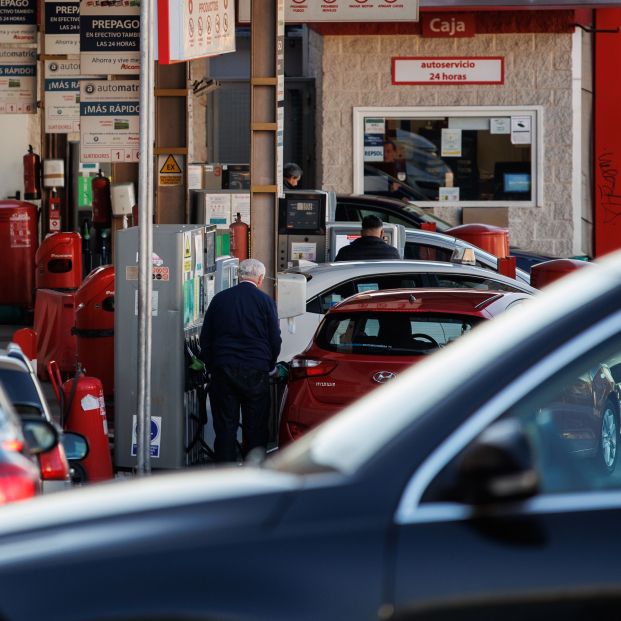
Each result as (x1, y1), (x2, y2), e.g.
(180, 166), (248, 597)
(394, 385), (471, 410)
(0, 0), (36, 44)
(0, 48), (36, 114)
(80, 80), (140, 162)
(80, 0), (140, 75)
(238, 0), (418, 23)
(45, 0), (80, 54)
(45, 60), (99, 134)
(158, 0), (235, 64)
(441, 128), (462, 157)
(364, 117), (385, 162)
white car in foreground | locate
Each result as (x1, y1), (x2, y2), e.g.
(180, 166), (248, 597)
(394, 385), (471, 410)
(278, 259), (536, 361)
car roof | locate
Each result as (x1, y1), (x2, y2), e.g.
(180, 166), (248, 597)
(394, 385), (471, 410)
(284, 259), (535, 295)
(328, 288), (528, 315)
(0, 355), (29, 374)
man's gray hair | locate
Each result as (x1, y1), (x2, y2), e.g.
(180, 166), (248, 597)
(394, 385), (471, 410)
(239, 258), (266, 281)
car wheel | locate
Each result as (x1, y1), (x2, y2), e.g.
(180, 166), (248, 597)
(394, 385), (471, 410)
(69, 461), (88, 485)
(598, 401), (619, 474)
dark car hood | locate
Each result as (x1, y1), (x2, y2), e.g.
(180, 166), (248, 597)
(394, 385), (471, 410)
(0, 466), (303, 567)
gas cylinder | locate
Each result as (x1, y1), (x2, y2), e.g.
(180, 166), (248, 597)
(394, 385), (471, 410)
(62, 369), (113, 482)
(23, 145), (41, 201)
(229, 212), (249, 260)
(91, 171), (112, 229)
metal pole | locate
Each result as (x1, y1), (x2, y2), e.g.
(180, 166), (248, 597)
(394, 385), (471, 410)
(137, 0), (155, 475)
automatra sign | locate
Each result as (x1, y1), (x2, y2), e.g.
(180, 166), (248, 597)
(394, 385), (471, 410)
(80, 80), (140, 162)
(45, 60), (100, 134)
(0, 48), (36, 114)
(80, 0), (140, 75)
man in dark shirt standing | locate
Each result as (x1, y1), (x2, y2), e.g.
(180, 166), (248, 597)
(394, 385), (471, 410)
(199, 258), (281, 462)
(335, 214), (401, 261)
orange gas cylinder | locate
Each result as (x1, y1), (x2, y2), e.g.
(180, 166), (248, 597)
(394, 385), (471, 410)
(62, 370), (113, 482)
(530, 259), (590, 289)
(447, 223), (510, 259)
(229, 212), (249, 260)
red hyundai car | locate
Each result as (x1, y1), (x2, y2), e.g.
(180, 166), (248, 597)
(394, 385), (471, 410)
(279, 288), (531, 446)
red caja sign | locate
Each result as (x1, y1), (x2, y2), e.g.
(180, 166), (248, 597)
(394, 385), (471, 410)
(422, 13), (475, 38)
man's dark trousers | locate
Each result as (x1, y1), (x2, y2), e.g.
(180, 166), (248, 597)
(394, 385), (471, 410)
(209, 365), (270, 462)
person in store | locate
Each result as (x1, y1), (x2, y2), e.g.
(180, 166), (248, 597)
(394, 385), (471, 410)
(199, 258), (281, 463)
(283, 162), (303, 190)
(334, 214), (401, 261)
(381, 139), (408, 194)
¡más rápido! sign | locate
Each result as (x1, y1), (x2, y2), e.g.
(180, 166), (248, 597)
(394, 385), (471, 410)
(80, 80), (140, 162)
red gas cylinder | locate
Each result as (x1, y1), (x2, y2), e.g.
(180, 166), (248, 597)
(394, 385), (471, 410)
(62, 371), (113, 482)
(0, 200), (38, 310)
(530, 259), (590, 289)
(74, 265), (115, 402)
(229, 212), (249, 260)
(35, 231), (83, 290)
(447, 223), (510, 259)
(91, 171), (111, 229)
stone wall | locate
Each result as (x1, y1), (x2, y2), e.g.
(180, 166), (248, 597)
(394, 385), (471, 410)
(309, 32), (576, 256)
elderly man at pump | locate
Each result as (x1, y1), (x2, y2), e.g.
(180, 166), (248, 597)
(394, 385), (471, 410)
(199, 258), (281, 463)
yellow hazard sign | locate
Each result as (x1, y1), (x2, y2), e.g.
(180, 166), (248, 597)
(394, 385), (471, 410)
(158, 154), (184, 187)
(159, 154), (182, 174)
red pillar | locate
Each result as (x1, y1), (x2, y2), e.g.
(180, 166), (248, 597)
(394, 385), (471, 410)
(594, 9), (621, 257)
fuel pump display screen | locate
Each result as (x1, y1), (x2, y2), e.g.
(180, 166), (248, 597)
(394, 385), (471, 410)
(286, 199), (321, 231)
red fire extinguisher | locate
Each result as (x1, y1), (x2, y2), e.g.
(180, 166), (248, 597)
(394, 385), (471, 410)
(229, 212), (249, 260)
(23, 145), (41, 200)
(91, 170), (112, 228)
(48, 189), (61, 232)
(47, 361), (113, 483)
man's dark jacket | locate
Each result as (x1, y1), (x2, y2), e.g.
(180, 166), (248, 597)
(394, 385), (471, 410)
(199, 281), (281, 372)
(334, 235), (401, 261)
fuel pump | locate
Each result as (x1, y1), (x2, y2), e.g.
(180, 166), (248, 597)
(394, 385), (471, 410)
(277, 191), (333, 269)
(43, 159), (65, 233)
(23, 145), (41, 201)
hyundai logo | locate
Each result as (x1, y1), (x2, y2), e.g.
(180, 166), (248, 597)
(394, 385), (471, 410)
(372, 371), (397, 384)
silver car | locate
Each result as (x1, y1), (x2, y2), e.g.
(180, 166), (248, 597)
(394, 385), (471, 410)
(279, 259), (536, 361)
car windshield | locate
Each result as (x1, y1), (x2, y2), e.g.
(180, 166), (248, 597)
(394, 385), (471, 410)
(0, 369), (40, 408)
(317, 312), (481, 356)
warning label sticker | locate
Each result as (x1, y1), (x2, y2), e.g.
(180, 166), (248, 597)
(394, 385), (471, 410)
(158, 153), (183, 186)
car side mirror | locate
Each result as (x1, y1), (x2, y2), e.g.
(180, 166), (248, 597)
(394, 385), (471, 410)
(61, 432), (89, 462)
(21, 417), (59, 456)
(454, 419), (539, 505)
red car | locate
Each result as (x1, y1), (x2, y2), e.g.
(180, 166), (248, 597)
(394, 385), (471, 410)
(279, 288), (531, 446)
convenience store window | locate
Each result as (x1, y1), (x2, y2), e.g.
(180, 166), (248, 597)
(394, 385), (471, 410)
(353, 107), (543, 207)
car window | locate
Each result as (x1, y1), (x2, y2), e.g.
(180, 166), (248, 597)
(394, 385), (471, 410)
(422, 339), (621, 503)
(0, 369), (40, 406)
(359, 207), (414, 228)
(404, 242), (454, 262)
(307, 281), (357, 314)
(318, 312), (482, 356)
(434, 274), (520, 292)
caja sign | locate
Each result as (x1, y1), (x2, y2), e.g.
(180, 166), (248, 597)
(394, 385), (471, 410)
(422, 13), (475, 38)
